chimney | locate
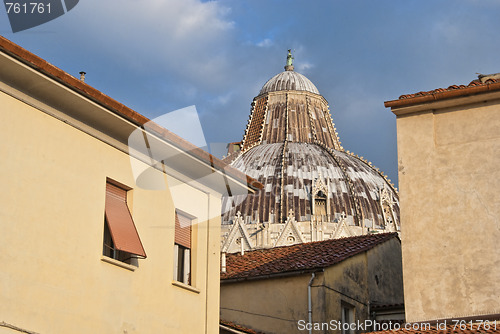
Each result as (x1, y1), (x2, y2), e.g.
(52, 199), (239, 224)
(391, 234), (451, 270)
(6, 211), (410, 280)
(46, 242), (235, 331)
(79, 71), (86, 82)
(478, 72), (500, 83)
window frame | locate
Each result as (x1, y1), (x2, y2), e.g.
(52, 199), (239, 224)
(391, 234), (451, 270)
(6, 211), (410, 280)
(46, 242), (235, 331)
(341, 301), (355, 334)
(174, 243), (191, 284)
(173, 210), (195, 288)
(102, 179), (146, 268)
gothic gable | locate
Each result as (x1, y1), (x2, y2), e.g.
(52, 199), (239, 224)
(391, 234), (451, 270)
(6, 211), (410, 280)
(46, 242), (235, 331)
(332, 212), (354, 239)
(274, 210), (305, 247)
(222, 212), (254, 253)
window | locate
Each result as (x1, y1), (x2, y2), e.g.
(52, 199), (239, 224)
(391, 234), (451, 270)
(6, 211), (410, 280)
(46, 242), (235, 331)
(341, 302), (355, 334)
(312, 189), (328, 220)
(174, 211), (192, 285)
(314, 191), (327, 216)
(103, 181), (146, 266)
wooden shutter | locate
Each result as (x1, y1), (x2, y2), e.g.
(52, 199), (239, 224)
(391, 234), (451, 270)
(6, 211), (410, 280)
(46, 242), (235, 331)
(105, 182), (147, 258)
(175, 212), (191, 249)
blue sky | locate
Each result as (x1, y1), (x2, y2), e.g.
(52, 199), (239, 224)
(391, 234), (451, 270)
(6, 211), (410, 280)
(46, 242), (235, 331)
(1, 0), (499, 185)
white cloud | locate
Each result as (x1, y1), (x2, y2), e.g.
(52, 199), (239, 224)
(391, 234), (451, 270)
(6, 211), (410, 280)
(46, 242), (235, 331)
(257, 38), (273, 47)
(431, 20), (463, 45)
(65, 0), (236, 90)
(296, 61), (314, 73)
(211, 91), (234, 105)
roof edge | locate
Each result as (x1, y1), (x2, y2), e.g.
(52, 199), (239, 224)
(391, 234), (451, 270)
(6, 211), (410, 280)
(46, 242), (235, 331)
(0, 35), (262, 192)
(221, 268), (324, 284)
(220, 320), (267, 334)
(385, 80), (500, 110)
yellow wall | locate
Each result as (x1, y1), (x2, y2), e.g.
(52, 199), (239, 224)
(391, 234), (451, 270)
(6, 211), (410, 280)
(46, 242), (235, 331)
(221, 274), (316, 334)
(0, 88), (221, 333)
(395, 99), (500, 322)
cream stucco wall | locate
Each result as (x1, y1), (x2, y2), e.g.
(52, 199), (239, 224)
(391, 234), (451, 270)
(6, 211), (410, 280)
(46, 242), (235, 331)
(221, 274), (320, 334)
(0, 86), (221, 333)
(395, 99), (500, 322)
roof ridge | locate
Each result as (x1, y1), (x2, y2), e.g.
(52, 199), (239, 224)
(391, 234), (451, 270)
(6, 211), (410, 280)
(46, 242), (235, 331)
(224, 232), (398, 255)
(398, 77), (500, 100)
(385, 75), (500, 109)
(362, 322), (499, 334)
(221, 232), (399, 281)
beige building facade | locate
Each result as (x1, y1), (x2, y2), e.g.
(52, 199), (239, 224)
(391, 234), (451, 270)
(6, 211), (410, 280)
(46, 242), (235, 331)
(385, 75), (500, 323)
(0, 35), (255, 333)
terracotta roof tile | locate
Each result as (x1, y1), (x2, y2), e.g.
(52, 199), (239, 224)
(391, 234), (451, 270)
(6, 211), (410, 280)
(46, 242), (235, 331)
(221, 232), (398, 280)
(363, 323), (499, 334)
(397, 78), (500, 100)
(220, 320), (267, 334)
(385, 76), (500, 109)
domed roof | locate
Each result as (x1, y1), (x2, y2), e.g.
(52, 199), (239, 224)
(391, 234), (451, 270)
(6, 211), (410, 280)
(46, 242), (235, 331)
(221, 50), (399, 252)
(224, 142), (398, 227)
(259, 70), (320, 95)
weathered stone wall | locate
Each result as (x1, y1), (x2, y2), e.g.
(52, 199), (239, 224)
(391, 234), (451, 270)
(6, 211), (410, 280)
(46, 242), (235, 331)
(394, 96), (500, 322)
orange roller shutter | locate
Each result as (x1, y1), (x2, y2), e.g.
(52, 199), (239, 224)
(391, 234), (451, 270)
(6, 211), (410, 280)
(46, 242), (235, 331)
(175, 212), (191, 248)
(105, 183), (147, 258)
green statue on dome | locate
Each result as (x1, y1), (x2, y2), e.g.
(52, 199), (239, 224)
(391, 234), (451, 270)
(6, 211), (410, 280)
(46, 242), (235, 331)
(285, 49), (294, 71)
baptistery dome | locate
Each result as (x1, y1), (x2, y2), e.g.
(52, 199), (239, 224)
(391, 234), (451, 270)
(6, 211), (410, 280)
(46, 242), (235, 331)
(221, 51), (399, 253)
(259, 70), (320, 95)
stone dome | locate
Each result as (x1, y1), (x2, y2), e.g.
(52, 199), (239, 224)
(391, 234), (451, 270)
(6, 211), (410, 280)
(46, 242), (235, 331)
(259, 70), (320, 95)
(221, 51), (399, 252)
(223, 139), (399, 227)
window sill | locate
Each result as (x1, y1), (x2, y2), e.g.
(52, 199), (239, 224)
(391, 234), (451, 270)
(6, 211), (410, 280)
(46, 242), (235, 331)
(171, 280), (200, 294)
(101, 256), (136, 271)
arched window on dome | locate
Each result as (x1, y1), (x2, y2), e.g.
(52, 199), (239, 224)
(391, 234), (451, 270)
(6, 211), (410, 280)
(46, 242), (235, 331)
(314, 191), (327, 217)
(312, 177), (330, 221)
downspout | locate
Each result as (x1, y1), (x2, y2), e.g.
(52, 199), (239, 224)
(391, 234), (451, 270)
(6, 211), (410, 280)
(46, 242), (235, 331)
(308, 272), (316, 334)
(221, 252), (226, 273)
